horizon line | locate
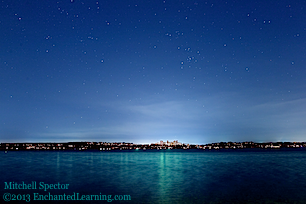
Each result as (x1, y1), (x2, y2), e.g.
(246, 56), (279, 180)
(1, 140), (306, 145)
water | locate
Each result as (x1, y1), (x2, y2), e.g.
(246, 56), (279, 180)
(1, 149), (306, 203)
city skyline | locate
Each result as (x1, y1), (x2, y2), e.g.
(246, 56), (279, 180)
(2, 140), (306, 152)
(1, 0), (305, 144)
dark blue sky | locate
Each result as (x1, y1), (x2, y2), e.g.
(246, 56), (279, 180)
(1, 0), (305, 144)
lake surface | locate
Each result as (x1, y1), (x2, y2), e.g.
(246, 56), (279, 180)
(1, 149), (306, 203)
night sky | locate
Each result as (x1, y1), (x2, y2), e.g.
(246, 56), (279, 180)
(1, 0), (305, 144)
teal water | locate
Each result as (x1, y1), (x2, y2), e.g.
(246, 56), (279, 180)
(1, 149), (306, 203)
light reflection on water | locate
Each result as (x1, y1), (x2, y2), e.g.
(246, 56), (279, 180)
(1, 150), (306, 203)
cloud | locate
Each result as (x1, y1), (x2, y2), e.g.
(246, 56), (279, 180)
(126, 100), (202, 121)
(29, 92), (306, 143)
